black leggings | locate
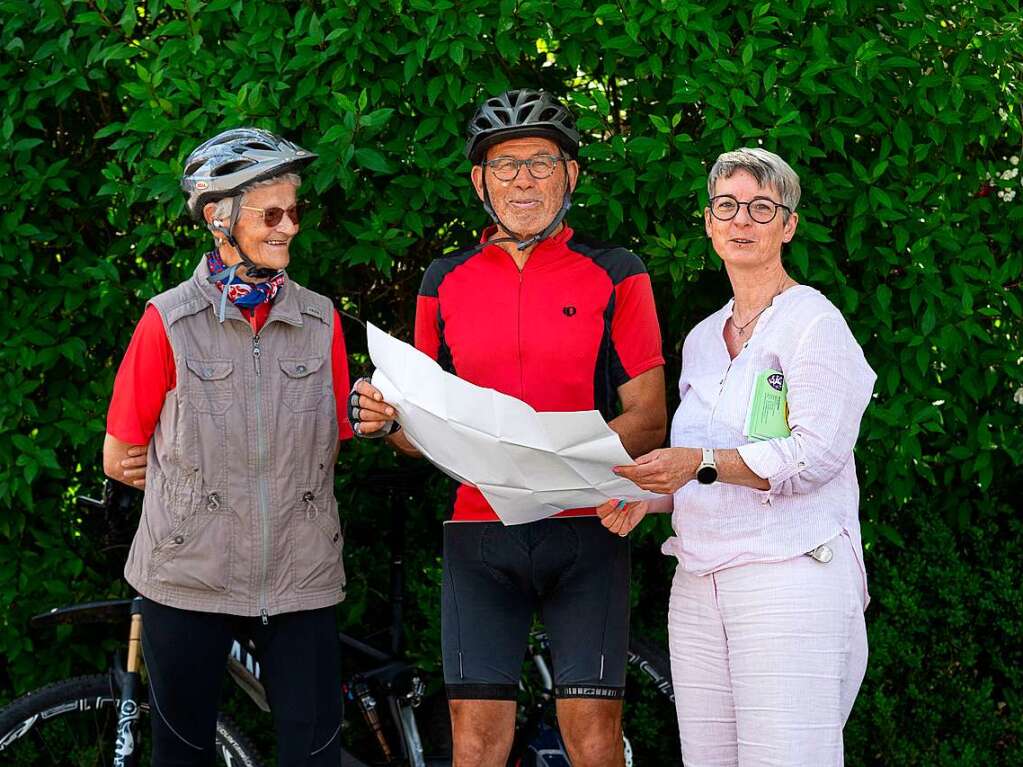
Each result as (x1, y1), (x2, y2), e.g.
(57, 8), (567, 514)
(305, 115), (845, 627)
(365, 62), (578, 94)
(140, 598), (342, 767)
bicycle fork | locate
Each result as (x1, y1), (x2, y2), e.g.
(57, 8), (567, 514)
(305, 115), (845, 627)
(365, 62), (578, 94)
(350, 676), (395, 762)
(347, 675), (428, 767)
(112, 597), (144, 767)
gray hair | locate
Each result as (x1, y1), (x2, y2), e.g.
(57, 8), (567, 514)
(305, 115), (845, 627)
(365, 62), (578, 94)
(210, 172), (302, 223)
(707, 148), (800, 216)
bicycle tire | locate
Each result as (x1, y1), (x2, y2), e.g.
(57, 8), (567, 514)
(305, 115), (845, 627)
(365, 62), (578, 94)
(0, 673), (263, 766)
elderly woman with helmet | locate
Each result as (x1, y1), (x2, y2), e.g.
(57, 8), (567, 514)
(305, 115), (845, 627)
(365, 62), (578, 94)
(103, 128), (354, 766)
(600, 148), (875, 765)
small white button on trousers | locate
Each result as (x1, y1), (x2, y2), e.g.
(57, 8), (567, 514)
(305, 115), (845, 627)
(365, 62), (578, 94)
(668, 534), (868, 766)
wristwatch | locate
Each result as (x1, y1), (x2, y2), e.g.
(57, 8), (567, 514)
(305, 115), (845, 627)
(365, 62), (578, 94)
(696, 448), (718, 485)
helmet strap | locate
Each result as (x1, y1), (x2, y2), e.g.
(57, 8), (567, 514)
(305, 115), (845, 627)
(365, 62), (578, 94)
(207, 195), (278, 283)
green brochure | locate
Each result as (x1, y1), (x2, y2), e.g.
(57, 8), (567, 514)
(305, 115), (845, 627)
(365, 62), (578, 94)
(743, 369), (791, 441)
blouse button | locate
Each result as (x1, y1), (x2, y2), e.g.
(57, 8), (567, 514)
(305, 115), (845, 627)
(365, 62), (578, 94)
(297, 365), (307, 373)
(173, 535), (185, 544)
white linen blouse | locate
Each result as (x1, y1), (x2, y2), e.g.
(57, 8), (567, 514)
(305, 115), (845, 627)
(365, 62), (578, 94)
(661, 285), (876, 589)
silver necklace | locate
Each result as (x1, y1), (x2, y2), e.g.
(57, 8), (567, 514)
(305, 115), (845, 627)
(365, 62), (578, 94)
(730, 277), (791, 337)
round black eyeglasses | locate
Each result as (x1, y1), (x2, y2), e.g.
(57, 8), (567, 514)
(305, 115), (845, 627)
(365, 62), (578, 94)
(709, 195), (791, 224)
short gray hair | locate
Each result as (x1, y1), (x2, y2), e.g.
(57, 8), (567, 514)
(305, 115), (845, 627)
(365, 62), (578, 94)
(210, 172), (302, 223)
(707, 148), (800, 215)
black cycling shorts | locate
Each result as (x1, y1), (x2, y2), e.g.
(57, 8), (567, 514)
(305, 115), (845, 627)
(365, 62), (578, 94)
(441, 516), (630, 701)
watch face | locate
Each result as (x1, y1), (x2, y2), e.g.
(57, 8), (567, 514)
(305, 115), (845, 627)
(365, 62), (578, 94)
(697, 465), (718, 485)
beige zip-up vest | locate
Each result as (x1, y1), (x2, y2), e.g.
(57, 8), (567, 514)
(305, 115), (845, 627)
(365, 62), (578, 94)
(124, 258), (344, 618)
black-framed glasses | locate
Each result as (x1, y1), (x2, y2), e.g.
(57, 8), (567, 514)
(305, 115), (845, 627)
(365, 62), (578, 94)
(483, 154), (564, 181)
(240, 204), (300, 227)
(709, 195), (791, 224)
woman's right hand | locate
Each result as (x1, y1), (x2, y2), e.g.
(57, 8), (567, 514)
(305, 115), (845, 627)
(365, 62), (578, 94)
(349, 377), (398, 436)
(595, 499), (650, 537)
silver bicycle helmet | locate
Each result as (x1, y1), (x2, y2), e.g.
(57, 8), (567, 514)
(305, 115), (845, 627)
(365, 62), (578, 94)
(466, 90), (579, 164)
(181, 127), (316, 220)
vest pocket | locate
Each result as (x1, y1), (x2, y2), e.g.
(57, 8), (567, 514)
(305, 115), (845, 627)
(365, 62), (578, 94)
(149, 492), (234, 592)
(294, 491), (345, 592)
(185, 358), (234, 415)
(278, 356), (326, 412)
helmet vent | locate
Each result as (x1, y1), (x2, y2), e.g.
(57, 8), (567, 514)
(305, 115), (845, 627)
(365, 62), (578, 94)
(212, 160), (253, 176)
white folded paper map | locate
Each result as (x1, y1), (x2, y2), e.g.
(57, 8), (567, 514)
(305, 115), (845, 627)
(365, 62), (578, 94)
(367, 323), (658, 525)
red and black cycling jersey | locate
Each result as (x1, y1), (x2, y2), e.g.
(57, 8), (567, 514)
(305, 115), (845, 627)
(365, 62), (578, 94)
(415, 226), (664, 522)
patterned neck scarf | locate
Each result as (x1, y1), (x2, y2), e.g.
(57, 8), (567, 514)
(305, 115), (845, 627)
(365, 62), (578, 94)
(206, 250), (286, 309)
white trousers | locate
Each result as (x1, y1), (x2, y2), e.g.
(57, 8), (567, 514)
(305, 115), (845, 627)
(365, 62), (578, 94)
(668, 534), (868, 767)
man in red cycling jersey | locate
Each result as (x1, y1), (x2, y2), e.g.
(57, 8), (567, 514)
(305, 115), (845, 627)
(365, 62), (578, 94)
(104, 128), (352, 766)
(352, 90), (666, 767)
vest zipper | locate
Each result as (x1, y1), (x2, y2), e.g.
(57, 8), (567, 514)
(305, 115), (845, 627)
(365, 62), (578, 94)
(251, 332), (261, 375)
(252, 332), (271, 625)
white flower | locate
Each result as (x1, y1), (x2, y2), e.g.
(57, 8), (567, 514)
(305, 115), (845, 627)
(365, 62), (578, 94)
(1012, 155), (1020, 166)
(1006, 189), (1017, 202)
(1015, 387), (1023, 405)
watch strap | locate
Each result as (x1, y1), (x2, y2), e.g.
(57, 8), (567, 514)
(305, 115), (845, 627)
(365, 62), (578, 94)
(701, 447), (715, 469)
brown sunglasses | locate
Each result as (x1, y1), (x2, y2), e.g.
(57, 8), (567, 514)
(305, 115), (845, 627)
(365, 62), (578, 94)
(240, 204), (301, 227)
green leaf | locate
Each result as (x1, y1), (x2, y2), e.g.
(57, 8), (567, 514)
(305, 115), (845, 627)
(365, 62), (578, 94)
(354, 147), (393, 174)
(427, 77), (444, 105)
(893, 119), (912, 152)
(359, 108), (395, 129)
(449, 40), (464, 65)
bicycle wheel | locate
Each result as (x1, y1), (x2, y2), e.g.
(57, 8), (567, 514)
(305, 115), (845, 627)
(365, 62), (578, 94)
(0, 673), (263, 766)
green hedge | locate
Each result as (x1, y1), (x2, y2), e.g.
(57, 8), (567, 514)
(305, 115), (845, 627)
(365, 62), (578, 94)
(2, 0), (1021, 763)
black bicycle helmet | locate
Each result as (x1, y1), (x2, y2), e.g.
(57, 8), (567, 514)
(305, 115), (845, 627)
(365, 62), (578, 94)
(466, 89), (580, 164)
(181, 127), (316, 220)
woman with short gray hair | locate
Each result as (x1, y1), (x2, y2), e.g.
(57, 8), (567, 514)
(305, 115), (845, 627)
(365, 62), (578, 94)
(599, 147), (875, 765)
